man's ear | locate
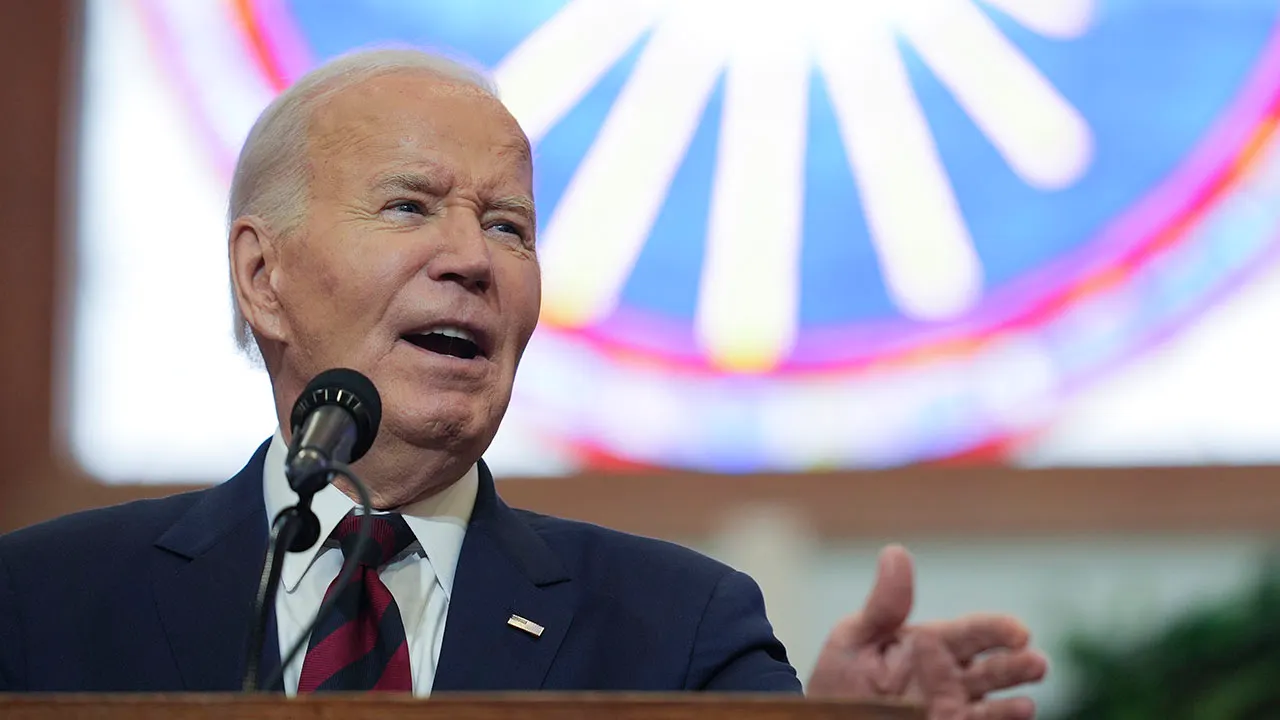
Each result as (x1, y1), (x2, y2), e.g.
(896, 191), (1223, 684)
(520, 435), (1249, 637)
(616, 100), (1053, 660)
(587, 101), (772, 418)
(228, 217), (288, 344)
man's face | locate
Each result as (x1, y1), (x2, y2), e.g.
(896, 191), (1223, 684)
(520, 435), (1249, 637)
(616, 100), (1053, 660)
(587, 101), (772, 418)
(270, 71), (540, 462)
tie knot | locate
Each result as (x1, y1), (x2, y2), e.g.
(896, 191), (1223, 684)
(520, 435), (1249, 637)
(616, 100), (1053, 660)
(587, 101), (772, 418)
(331, 514), (416, 568)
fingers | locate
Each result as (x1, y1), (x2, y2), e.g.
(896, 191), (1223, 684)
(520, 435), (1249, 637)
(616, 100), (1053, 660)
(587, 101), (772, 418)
(966, 696), (1036, 720)
(909, 629), (967, 720)
(963, 650), (1048, 698)
(937, 614), (1030, 662)
(911, 628), (1043, 720)
(849, 544), (916, 646)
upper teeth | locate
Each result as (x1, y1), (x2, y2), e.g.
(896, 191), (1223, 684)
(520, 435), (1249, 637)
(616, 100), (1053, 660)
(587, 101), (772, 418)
(426, 326), (474, 343)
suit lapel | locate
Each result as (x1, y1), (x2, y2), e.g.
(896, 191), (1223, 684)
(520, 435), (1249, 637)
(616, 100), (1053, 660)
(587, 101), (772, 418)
(151, 440), (281, 691)
(433, 461), (576, 692)
(149, 445), (575, 692)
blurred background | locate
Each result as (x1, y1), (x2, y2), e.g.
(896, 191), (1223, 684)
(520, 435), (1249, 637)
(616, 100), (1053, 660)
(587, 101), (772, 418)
(4, 0), (1280, 716)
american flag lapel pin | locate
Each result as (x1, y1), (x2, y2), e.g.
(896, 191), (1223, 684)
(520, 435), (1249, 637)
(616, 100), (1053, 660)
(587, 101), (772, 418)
(507, 614), (545, 638)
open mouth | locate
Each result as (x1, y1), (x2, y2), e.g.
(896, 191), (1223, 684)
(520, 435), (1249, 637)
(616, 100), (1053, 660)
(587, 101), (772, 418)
(401, 327), (483, 360)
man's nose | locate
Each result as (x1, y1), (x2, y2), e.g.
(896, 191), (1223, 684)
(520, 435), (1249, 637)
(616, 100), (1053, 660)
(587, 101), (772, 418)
(428, 213), (493, 292)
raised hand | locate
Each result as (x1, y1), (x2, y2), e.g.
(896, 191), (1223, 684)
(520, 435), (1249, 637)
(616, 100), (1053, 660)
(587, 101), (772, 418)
(806, 545), (1047, 720)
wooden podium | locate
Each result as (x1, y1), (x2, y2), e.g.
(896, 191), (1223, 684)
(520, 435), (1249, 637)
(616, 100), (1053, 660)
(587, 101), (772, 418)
(0, 693), (925, 719)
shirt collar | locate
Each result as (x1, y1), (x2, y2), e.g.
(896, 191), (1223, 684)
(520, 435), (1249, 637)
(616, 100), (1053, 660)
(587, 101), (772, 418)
(261, 429), (476, 599)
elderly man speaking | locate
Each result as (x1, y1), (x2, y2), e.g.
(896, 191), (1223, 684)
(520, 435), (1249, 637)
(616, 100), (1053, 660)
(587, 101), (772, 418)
(0, 49), (1046, 717)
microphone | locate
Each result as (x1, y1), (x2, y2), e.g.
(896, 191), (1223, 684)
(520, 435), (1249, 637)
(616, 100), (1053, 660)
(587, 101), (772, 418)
(285, 368), (382, 496)
(243, 367), (381, 692)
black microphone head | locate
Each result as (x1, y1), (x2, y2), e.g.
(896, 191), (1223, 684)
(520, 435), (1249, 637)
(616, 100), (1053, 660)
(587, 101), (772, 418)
(289, 368), (382, 463)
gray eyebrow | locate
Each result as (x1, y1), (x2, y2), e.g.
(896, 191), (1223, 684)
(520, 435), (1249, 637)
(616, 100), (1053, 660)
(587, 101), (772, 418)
(372, 171), (441, 197)
(372, 171), (536, 230)
(488, 195), (537, 231)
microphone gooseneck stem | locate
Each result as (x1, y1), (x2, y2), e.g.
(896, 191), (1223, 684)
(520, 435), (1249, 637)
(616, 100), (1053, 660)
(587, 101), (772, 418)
(242, 368), (382, 693)
(241, 487), (322, 691)
(263, 462), (373, 693)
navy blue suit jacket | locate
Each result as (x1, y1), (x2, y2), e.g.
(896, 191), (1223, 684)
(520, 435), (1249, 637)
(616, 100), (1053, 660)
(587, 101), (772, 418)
(0, 441), (801, 693)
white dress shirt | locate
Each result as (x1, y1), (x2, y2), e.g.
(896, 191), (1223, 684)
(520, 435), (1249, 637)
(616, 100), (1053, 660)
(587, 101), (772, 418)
(262, 430), (476, 696)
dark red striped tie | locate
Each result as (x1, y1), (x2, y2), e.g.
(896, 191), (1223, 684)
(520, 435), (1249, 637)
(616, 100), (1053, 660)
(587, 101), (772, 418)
(297, 514), (416, 692)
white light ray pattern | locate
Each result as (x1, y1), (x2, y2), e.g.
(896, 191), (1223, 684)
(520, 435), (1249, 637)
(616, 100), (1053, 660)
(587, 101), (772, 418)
(499, 0), (1094, 370)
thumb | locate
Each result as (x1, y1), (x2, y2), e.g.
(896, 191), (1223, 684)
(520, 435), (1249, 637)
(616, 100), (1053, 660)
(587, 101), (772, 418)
(852, 544), (915, 645)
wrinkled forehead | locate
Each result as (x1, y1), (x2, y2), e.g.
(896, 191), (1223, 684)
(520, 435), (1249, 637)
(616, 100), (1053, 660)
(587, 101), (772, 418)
(307, 71), (534, 192)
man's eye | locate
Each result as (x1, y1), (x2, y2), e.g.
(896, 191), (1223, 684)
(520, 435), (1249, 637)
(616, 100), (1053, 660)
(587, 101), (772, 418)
(486, 221), (531, 246)
(389, 200), (425, 215)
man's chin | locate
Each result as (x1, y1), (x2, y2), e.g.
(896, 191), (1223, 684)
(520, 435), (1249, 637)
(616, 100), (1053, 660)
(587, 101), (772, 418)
(382, 405), (495, 457)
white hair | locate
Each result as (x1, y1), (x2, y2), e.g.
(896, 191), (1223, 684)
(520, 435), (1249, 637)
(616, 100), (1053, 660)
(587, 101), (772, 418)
(226, 47), (499, 358)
